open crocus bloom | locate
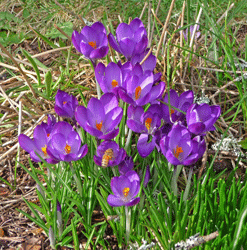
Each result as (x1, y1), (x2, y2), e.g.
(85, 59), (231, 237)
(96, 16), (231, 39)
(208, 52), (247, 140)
(161, 89), (194, 125)
(186, 103), (221, 135)
(95, 62), (123, 97)
(75, 93), (123, 140)
(18, 121), (59, 164)
(54, 90), (78, 120)
(108, 18), (148, 60)
(160, 122), (205, 166)
(94, 140), (126, 168)
(47, 121), (88, 162)
(72, 22), (109, 62)
(107, 170), (140, 207)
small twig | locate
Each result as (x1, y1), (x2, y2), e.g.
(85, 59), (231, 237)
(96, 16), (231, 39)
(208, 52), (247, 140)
(180, 1), (186, 87)
(53, 24), (71, 40)
(196, 66), (247, 74)
(140, 47), (153, 65)
(139, 2), (148, 20)
(155, 0), (176, 58)
(0, 43), (37, 99)
(149, 0), (162, 47)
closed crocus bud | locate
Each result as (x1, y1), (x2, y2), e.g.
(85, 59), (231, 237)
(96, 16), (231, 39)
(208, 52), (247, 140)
(107, 170), (140, 207)
(57, 201), (63, 237)
(49, 226), (55, 249)
(186, 103), (221, 135)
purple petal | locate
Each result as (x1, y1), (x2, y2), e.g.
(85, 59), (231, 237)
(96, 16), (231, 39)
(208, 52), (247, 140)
(137, 134), (156, 158)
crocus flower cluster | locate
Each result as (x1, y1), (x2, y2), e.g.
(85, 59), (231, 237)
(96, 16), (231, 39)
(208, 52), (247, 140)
(19, 17), (221, 214)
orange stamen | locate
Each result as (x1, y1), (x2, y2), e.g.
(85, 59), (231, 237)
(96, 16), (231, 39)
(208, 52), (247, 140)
(88, 41), (97, 49)
(65, 144), (71, 154)
(123, 187), (130, 197)
(63, 101), (67, 105)
(111, 80), (118, 88)
(135, 86), (141, 100)
(145, 117), (152, 130)
(173, 145), (183, 158)
(96, 120), (103, 131)
(41, 145), (47, 157)
(47, 133), (50, 138)
(170, 109), (175, 115)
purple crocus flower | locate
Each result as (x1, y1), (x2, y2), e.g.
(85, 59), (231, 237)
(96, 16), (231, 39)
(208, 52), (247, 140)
(118, 68), (165, 107)
(131, 49), (161, 83)
(161, 89), (194, 125)
(18, 122), (59, 164)
(160, 122), (205, 166)
(127, 104), (162, 157)
(75, 93), (123, 140)
(107, 170), (140, 207)
(94, 140), (126, 168)
(186, 103), (221, 135)
(119, 156), (134, 175)
(183, 25), (201, 41)
(46, 121), (88, 162)
(108, 18), (148, 60)
(54, 90), (78, 120)
(72, 22), (109, 64)
(95, 62), (123, 97)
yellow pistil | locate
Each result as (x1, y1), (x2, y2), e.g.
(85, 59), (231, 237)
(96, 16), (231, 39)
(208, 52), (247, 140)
(173, 145), (183, 159)
(145, 117), (152, 131)
(88, 41), (97, 49)
(135, 86), (141, 100)
(96, 120), (103, 131)
(111, 80), (118, 88)
(65, 144), (71, 154)
(41, 145), (48, 157)
(123, 187), (130, 197)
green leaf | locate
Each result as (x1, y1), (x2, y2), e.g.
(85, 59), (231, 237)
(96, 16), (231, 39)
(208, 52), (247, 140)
(238, 138), (247, 149)
(45, 71), (52, 98)
(22, 49), (41, 85)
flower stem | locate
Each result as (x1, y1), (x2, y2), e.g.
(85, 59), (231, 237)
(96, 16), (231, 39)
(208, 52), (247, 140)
(69, 162), (83, 197)
(183, 166), (193, 201)
(171, 164), (183, 196)
(125, 129), (132, 151)
(125, 206), (131, 246)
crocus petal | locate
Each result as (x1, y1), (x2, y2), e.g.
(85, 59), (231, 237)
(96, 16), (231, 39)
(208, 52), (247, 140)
(107, 195), (127, 207)
(137, 134), (156, 158)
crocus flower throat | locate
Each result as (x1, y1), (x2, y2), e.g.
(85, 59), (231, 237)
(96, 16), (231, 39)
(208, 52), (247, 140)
(145, 117), (152, 131)
(88, 41), (97, 49)
(96, 120), (103, 131)
(111, 80), (118, 87)
(135, 86), (141, 100)
(123, 187), (130, 198)
(42, 145), (48, 157)
(174, 145), (183, 159)
(65, 144), (71, 154)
